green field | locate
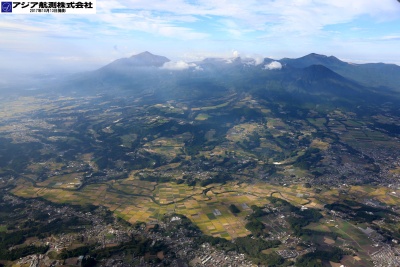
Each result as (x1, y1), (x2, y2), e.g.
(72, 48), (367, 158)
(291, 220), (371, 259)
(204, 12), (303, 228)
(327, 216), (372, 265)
(195, 113), (210, 120)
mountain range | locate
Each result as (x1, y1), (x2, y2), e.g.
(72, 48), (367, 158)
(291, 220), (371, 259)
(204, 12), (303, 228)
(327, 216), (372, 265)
(53, 52), (400, 105)
(98, 51), (400, 91)
(2, 51), (400, 267)
(30, 51), (399, 112)
(280, 53), (400, 90)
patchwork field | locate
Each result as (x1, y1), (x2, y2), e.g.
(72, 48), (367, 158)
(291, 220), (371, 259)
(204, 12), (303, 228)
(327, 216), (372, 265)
(11, 175), (400, 242)
(305, 220), (375, 267)
(12, 175), (313, 239)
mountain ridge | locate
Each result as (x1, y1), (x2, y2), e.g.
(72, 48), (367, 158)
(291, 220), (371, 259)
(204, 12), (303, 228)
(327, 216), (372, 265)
(100, 51), (170, 71)
(280, 53), (347, 68)
(278, 53), (400, 90)
(43, 51), (400, 108)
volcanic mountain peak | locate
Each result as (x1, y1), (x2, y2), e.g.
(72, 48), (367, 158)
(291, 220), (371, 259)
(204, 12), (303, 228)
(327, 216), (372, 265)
(279, 53), (346, 69)
(101, 51), (170, 70)
(129, 51), (170, 64)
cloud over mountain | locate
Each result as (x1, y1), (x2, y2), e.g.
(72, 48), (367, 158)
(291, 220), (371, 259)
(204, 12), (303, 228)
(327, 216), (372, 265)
(264, 61), (282, 70)
(162, 61), (196, 70)
(1, 0), (400, 74)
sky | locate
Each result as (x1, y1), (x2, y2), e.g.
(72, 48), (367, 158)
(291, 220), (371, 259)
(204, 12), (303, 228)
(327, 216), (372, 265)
(1, 0), (400, 74)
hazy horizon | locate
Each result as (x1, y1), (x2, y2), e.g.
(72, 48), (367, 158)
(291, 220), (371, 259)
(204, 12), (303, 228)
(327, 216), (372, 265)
(1, 0), (400, 75)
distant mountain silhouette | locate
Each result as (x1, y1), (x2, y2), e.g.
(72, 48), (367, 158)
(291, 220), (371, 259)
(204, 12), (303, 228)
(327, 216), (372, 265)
(279, 53), (400, 91)
(280, 53), (347, 69)
(100, 51), (170, 70)
(47, 52), (400, 108)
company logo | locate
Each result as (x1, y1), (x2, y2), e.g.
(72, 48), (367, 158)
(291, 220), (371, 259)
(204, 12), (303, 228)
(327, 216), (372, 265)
(1, 2), (12, 12)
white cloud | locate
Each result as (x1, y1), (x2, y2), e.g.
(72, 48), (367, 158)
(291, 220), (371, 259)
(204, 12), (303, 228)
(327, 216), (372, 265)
(92, 12), (208, 40)
(233, 53), (266, 66)
(232, 50), (240, 58)
(264, 61), (282, 70)
(251, 55), (265, 66)
(379, 35), (400, 41)
(98, 0), (400, 37)
(161, 61), (196, 70)
(0, 21), (46, 32)
(2, 1), (400, 42)
(2, 1), (400, 40)
(1, 0), (400, 73)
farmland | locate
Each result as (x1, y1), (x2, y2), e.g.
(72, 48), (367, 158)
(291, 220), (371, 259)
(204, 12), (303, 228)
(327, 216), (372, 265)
(12, 174), (400, 243)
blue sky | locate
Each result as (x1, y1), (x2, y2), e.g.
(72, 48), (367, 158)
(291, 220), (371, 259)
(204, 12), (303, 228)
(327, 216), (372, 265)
(1, 0), (400, 74)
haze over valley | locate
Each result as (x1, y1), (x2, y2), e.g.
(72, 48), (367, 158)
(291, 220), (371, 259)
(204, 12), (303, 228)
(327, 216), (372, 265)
(1, 0), (400, 266)
(0, 50), (400, 266)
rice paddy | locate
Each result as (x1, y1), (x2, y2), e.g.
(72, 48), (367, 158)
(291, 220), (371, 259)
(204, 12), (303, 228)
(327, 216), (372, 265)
(11, 173), (400, 241)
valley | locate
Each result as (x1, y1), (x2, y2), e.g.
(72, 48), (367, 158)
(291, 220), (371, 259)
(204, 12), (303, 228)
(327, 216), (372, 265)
(0, 52), (400, 266)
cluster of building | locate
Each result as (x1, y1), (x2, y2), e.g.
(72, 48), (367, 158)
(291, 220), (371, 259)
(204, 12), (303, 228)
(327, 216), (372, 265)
(371, 245), (400, 267)
(189, 243), (253, 267)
